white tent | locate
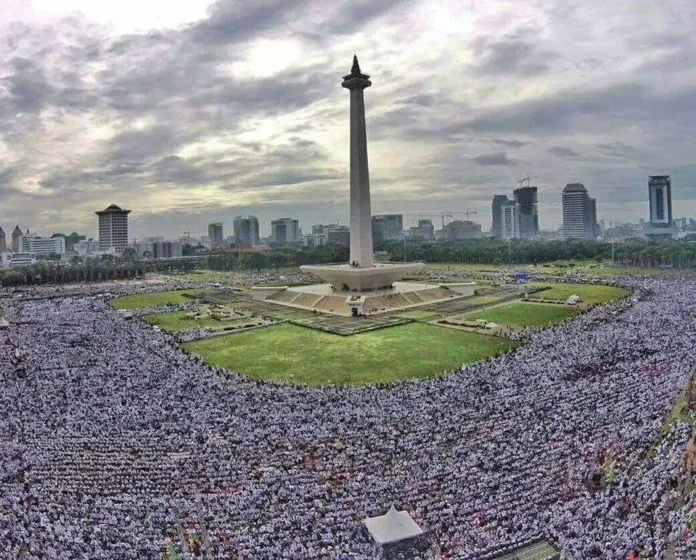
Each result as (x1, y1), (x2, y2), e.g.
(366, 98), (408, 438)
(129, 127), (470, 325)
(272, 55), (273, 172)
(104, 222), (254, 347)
(363, 505), (424, 545)
(0, 317), (9, 329)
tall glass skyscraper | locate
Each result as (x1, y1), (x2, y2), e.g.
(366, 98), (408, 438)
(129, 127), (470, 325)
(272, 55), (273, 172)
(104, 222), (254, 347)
(512, 187), (539, 238)
(491, 195), (508, 238)
(648, 175), (672, 228)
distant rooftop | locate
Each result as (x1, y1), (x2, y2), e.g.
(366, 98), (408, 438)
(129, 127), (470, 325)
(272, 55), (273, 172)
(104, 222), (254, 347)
(96, 204), (131, 215)
(563, 183), (587, 193)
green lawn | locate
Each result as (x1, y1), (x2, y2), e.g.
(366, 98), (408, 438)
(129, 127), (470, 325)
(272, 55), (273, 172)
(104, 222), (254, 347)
(110, 290), (201, 310)
(183, 323), (516, 386)
(462, 301), (580, 328)
(528, 283), (629, 306)
(143, 311), (262, 333)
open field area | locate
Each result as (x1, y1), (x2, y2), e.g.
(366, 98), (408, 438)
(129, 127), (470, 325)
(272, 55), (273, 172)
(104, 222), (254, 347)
(460, 301), (581, 328)
(183, 323), (516, 386)
(529, 283), (629, 306)
(109, 290), (201, 310)
(143, 310), (272, 333)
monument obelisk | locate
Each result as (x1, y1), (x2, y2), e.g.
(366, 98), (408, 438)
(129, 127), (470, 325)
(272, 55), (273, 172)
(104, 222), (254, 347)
(343, 55), (374, 268)
(300, 57), (423, 292)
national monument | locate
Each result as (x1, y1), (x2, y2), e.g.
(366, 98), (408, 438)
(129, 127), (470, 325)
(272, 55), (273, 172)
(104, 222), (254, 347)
(253, 57), (474, 315)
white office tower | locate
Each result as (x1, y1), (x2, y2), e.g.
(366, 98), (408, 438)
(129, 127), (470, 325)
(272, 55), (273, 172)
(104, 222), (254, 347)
(500, 201), (521, 240)
(562, 183), (595, 240)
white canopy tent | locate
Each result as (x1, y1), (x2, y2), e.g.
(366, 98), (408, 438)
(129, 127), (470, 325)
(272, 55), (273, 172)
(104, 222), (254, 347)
(363, 505), (424, 545)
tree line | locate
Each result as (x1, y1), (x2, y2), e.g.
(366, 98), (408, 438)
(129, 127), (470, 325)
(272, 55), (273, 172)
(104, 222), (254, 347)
(0, 238), (693, 286)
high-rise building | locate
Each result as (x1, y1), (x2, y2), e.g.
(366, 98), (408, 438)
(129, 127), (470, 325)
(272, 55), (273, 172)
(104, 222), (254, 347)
(500, 201), (521, 240)
(233, 216), (260, 246)
(512, 186), (539, 238)
(208, 222), (224, 249)
(307, 224), (350, 247)
(133, 240), (183, 259)
(562, 183), (596, 240)
(439, 220), (482, 241)
(0, 226), (5, 252)
(371, 214), (403, 242)
(12, 225), (22, 252)
(270, 218), (301, 246)
(491, 195), (508, 237)
(96, 204), (131, 253)
(648, 175), (673, 228)
(588, 197), (598, 239)
(52, 232), (86, 252)
(20, 235), (66, 256)
(409, 219), (435, 241)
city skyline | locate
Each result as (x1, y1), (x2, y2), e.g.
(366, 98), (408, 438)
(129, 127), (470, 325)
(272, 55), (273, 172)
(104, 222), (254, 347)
(0, 0), (695, 238)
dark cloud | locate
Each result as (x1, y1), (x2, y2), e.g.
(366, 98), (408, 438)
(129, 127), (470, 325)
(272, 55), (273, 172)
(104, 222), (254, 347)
(106, 125), (194, 165)
(473, 152), (517, 166)
(193, 0), (307, 44)
(149, 156), (210, 186)
(4, 57), (53, 112)
(472, 27), (555, 76)
(438, 82), (652, 135)
(548, 146), (580, 158)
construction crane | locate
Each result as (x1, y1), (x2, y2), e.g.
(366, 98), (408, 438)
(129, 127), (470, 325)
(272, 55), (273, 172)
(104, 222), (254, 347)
(517, 176), (539, 188)
(412, 211), (478, 229)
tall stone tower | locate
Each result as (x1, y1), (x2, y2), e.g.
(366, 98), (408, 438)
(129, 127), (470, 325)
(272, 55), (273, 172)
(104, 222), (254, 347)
(342, 55), (374, 268)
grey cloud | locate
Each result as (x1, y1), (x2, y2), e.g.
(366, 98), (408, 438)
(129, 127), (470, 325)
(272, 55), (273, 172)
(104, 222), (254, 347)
(473, 152), (517, 166)
(4, 56), (53, 112)
(492, 138), (528, 148)
(149, 156), (210, 186)
(401, 94), (434, 107)
(330, 0), (414, 31)
(444, 82), (651, 135)
(192, 0), (307, 44)
(548, 146), (580, 158)
(106, 125), (193, 165)
(596, 142), (639, 158)
(0, 167), (18, 186)
(244, 169), (342, 189)
(472, 27), (555, 77)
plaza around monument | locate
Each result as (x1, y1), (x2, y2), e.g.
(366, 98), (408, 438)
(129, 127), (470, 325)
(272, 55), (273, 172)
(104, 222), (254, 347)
(256, 57), (473, 317)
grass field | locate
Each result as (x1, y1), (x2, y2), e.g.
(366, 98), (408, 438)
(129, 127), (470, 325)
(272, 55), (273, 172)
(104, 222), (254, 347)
(462, 301), (580, 328)
(183, 323), (516, 386)
(529, 283), (629, 306)
(143, 311), (267, 333)
(110, 290), (201, 310)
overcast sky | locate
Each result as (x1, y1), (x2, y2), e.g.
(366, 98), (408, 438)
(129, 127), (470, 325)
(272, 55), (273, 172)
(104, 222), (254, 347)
(1, 0), (694, 239)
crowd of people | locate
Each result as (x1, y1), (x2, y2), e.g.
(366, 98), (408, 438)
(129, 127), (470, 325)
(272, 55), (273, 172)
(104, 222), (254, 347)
(1, 274), (696, 558)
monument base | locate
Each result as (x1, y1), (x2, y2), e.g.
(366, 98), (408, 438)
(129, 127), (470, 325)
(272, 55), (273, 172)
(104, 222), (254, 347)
(256, 281), (474, 317)
(300, 262), (424, 291)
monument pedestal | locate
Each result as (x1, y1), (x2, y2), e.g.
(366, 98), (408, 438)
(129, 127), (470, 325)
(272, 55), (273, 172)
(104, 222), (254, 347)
(300, 262), (424, 291)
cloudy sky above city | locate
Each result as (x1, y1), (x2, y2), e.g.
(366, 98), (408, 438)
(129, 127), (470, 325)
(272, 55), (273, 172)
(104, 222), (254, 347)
(1, 0), (694, 239)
